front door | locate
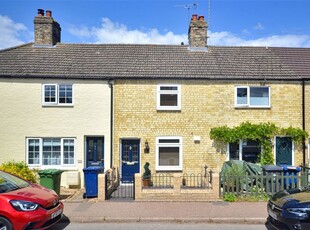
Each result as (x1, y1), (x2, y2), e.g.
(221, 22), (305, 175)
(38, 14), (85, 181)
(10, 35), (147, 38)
(121, 139), (140, 182)
(86, 137), (104, 168)
(276, 137), (292, 165)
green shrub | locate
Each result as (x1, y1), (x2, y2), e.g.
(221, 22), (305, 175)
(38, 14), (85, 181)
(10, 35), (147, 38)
(0, 161), (38, 183)
(223, 193), (236, 202)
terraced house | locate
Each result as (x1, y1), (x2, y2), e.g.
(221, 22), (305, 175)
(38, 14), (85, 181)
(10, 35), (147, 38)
(0, 10), (310, 189)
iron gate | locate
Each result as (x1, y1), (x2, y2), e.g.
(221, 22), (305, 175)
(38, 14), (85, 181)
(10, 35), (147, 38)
(106, 175), (135, 200)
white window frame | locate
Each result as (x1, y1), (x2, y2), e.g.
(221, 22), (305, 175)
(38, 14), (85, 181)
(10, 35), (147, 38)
(226, 140), (261, 163)
(156, 136), (182, 171)
(42, 84), (73, 106)
(235, 86), (270, 108)
(157, 84), (181, 110)
(27, 138), (76, 168)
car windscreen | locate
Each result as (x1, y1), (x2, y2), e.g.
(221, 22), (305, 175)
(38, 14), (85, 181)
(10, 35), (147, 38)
(0, 171), (30, 193)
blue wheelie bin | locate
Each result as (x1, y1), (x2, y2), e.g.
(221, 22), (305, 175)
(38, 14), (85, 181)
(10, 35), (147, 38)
(83, 166), (103, 198)
(281, 165), (301, 189)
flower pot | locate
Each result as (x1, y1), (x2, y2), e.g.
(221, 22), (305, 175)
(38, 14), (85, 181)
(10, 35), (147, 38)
(142, 178), (151, 187)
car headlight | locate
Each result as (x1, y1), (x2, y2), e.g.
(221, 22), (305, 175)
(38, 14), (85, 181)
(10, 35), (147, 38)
(10, 200), (39, 211)
(286, 207), (310, 217)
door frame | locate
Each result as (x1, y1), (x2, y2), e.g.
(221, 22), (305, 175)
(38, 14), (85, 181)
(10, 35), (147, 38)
(274, 136), (294, 166)
(119, 138), (141, 181)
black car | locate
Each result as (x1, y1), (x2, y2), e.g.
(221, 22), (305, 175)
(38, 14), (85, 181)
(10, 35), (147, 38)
(267, 187), (310, 230)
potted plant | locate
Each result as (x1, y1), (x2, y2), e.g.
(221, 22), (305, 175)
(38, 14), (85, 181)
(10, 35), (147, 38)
(142, 162), (152, 187)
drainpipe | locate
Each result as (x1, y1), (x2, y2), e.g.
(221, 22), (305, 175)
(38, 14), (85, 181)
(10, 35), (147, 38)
(108, 80), (114, 169)
(302, 80), (306, 167)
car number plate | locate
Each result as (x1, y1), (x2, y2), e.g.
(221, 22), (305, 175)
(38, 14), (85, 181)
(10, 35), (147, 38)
(268, 208), (278, 220)
(51, 209), (62, 219)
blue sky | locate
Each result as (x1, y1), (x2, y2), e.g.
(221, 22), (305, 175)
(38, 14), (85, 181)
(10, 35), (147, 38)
(1, 0), (310, 49)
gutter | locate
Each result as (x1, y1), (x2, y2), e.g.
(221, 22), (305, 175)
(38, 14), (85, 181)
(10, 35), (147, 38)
(302, 79), (306, 166)
(108, 80), (114, 168)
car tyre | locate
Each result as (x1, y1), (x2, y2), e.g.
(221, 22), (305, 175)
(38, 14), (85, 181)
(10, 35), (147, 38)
(0, 216), (13, 230)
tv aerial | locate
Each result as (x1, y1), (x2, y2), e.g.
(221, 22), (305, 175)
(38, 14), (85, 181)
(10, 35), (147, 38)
(175, 1), (198, 22)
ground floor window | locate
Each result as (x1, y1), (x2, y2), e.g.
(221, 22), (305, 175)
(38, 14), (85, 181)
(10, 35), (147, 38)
(27, 138), (75, 167)
(156, 137), (182, 171)
(228, 140), (260, 163)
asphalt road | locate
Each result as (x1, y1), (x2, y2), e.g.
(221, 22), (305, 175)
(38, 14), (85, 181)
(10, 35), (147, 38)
(49, 222), (268, 230)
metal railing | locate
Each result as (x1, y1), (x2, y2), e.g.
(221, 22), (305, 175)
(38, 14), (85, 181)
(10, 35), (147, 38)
(148, 173), (173, 188)
(181, 172), (212, 189)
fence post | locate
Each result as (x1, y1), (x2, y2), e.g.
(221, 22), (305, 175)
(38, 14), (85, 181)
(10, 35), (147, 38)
(134, 173), (142, 200)
(98, 173), (106, 201)
(173, 173), (181, 194)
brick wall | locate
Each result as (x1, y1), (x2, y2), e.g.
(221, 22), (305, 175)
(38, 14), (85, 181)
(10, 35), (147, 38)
(113, 80), (305, 175)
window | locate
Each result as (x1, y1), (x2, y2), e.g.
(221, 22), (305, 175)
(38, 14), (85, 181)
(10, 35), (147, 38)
(235, 86), (270, 108)
(156, 137), (182, 171)
(157, 85), (181, 110)
(27, 138), (75, 167)
(228, 140), (261, 163)
(42, 84), (73, 105)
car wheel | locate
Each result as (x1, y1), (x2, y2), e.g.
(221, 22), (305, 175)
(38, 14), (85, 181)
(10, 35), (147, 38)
(0, 217), (13, 230)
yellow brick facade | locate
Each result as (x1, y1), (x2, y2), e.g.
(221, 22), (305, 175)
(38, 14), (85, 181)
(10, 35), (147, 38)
(113, 79), (307, 175)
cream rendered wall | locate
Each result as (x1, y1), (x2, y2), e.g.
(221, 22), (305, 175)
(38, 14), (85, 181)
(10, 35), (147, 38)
(0, 78), (111, 187)
(114, 80), (304, 174)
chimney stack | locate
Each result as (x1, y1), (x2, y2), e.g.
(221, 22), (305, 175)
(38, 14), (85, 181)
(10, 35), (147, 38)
(188, 14), (208, 48)
(34, 9), (61, 46)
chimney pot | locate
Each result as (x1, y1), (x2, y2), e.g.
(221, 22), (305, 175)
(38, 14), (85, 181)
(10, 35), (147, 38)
(198, 15), (204, 21)
(46, 10), (52, 18)
(37, 9), (44, 16)
(192, 14), (198, 21)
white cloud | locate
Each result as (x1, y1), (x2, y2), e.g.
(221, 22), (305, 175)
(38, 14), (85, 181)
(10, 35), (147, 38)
(0, 15), (29, 50)
(69, 17), (310, 48)
(208, 31), (310, 48)
(69, 18), (187, 45)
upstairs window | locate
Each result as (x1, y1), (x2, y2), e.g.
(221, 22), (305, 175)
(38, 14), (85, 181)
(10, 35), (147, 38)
(42, 84), (73, 106)
(235, 86), (270, 108)
(157, 85), (181, 110)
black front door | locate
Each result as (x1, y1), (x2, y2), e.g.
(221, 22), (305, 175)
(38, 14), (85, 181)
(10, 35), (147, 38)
(86, 137), (104, 168)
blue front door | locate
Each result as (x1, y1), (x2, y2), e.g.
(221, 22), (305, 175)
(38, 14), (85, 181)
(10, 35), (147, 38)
(121, 139), (140, 182)
(86, 137), (104, 168)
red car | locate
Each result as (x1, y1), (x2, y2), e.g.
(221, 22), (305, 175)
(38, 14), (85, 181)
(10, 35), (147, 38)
(0, 170), (63, 230)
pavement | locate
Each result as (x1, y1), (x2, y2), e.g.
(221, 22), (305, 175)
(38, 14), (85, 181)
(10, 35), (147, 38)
(59, 188), (269, 225)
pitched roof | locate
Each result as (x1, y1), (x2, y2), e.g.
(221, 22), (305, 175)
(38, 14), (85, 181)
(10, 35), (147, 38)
(0, 43), (309, 80)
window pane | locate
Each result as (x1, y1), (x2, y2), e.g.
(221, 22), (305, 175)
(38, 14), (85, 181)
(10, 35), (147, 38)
(160, 86), (178, 90)
(237, 88), (248, 105)
(28, 139), (40, 164)
(59, 85), (72, 104)
(44, 85), (56, 103)
(158, 139), (180, 144)
(250, 87), (269, 106)
(160, 94), (178, 106)
(63, 139), (74, 165)
(242, 140), (260, 163)
(229, 142), (239, 160)
(158, 147), (180, 166)
(43, 139), (61, 165)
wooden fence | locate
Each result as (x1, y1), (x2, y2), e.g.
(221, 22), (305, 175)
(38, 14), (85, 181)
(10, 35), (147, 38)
(220, 171), (310, 197)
